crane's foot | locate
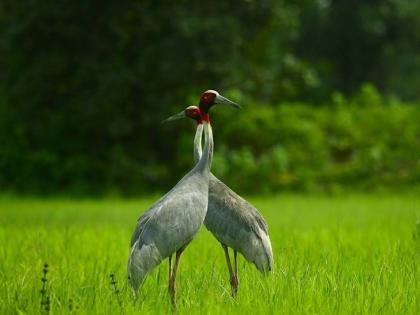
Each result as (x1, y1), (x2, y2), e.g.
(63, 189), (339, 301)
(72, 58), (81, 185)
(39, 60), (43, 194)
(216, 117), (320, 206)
(230, 274), (239, 297)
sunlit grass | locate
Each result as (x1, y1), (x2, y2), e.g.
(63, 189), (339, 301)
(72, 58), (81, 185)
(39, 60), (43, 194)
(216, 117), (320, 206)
(0, 194), (418, 314)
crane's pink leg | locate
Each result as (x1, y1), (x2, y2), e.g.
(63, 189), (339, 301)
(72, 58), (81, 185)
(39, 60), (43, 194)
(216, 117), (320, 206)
(232, 250), (239, 296)
(169, 255), (173, 279)
(169, 250), (183, 307)
(168, 255), (175, 305)
(222, 244), (237, 297)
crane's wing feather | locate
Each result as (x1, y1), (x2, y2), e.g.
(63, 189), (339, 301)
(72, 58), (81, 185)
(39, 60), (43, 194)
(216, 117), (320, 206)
(130, 187), (173, 247)
(131, 173), (208, 256)
(206, 175), (269, 238)
(130, 209), (154, 247)
(205, 174), (273, 272)
(128, 173), (209, 293)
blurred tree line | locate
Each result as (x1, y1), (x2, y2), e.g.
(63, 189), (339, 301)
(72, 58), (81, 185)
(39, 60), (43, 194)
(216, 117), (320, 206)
(0, 0), (419, 195)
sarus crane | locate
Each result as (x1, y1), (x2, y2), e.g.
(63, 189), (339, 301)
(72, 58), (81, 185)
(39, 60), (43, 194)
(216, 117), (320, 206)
(127, 91), (239, 305)
(168, 91), (273, 297)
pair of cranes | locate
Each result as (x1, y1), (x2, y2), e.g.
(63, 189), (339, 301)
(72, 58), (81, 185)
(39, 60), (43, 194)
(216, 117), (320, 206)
(127, 90), (273, 305)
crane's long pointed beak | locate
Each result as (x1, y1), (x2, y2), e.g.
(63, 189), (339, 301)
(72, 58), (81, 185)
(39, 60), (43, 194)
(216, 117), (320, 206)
(161, 111), (186, 124)
(215, 94), (241, 109)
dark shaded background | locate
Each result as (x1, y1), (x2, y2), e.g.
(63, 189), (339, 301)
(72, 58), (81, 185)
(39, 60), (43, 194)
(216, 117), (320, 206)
(0, 1), (419, 195)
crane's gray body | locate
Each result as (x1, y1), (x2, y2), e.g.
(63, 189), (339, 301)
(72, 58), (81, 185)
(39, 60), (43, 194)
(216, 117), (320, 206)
(193, 125), (273, 273)
(128, 123), (213, 293)
(205, 175), (273, 272)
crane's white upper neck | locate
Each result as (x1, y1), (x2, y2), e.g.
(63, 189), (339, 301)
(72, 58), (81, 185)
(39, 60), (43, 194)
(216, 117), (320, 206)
(194, 121), (213, 174)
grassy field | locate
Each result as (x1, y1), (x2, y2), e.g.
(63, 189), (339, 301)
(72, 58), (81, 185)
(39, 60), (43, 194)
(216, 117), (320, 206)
(0, 194), (418, 314)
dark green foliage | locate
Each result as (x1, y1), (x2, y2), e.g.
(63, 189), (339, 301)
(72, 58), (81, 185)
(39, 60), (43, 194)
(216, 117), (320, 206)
(0, 1), (419, 195)
(209, 86), (420, 193)
(0, 1), (300, 195)
(1, 85), (419, 195)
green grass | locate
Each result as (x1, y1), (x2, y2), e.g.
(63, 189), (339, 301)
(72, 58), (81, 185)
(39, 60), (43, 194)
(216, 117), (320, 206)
(0, 194), (418, 314)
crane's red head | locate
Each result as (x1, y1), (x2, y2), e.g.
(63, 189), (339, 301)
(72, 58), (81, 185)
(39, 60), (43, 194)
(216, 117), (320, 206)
(161, 105), (209, 125)
(185, 106), (204, 124)
(199, 90), (241, 113)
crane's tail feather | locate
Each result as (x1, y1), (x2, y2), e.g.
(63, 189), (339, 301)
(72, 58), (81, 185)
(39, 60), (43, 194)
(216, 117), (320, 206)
(254, 232), (274, 274)
(127, 241), (163, 295)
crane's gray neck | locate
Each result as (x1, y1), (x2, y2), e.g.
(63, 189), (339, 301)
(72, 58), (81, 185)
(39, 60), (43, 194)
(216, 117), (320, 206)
(195, 121), (213, 174)
(193, 124), (204, 163)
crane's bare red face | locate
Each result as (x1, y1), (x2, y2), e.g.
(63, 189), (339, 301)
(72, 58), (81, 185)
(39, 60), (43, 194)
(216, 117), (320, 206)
(200, 91), (217, 106)
(184, 106), (202, 124)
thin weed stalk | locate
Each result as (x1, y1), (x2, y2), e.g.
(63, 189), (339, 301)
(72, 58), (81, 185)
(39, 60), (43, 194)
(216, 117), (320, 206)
(110, 273), (124, 312)
(40, 263), (50, 313)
